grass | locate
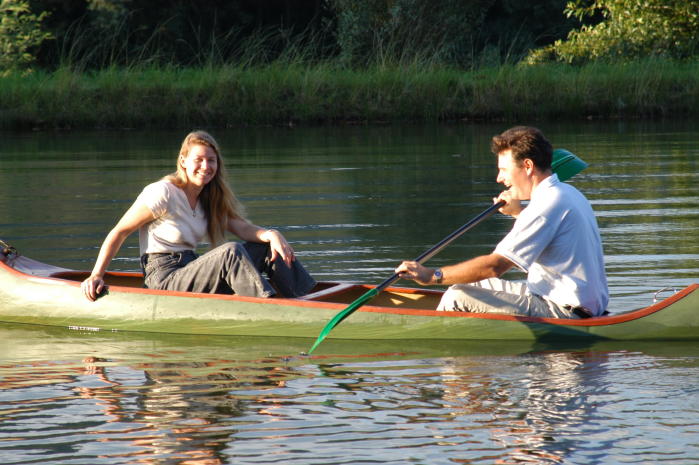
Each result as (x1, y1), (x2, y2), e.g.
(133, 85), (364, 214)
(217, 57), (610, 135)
(1, 57), (698, 130)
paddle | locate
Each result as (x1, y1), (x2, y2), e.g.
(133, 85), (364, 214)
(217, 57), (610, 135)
(307, 149), (588, 354)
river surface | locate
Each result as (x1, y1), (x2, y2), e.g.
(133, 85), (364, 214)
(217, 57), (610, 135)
(1, 121), (698, 464)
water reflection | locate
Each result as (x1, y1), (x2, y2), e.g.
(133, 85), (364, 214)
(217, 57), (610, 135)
(75, 357), (236, 464)
(490, 351), (609, 464)
(1, 324), (699, 464)
(308, 350), (614, 464)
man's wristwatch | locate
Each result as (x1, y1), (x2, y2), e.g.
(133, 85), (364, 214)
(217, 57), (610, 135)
(433, 268), (443, 284)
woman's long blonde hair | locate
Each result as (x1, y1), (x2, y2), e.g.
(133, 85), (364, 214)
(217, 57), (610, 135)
(166, 130), (246, 247)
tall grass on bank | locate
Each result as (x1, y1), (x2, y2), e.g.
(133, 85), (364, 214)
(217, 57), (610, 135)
(1, 58), (698, 130)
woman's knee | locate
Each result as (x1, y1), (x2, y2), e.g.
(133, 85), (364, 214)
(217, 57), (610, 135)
(215, 241), (247, 257)
(201, 242), (253, 270)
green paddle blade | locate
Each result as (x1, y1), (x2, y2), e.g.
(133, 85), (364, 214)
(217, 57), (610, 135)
(308, 287), (379, 354)
(552, 149), (588, 182)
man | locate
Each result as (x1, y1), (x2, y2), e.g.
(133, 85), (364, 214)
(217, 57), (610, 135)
(395, 126), (608, 318)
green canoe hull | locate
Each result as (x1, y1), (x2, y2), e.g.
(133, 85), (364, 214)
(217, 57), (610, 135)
(1, 250), (698, 341)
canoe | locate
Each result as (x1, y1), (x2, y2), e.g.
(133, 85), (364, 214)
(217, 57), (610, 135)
(1, 244), (698, 341)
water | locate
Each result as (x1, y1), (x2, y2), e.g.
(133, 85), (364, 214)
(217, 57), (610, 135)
(1, 121), (698, 464)
(1, 325), (698, 464)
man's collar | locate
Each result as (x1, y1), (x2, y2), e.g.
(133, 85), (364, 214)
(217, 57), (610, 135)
(531, 173), (559, 199)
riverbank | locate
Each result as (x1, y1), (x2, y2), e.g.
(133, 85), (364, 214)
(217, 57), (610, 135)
(1, 59), (697, 130)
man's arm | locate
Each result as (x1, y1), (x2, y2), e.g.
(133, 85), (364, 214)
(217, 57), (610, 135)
(395, 253), (515, 286)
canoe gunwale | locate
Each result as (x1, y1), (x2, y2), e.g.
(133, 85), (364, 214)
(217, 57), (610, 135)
(355, 284), (699, 326)
(2, 249), (698, 335)
(23, 262), (699, 327)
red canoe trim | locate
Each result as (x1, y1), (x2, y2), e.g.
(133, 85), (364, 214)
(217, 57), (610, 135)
(2, 255), (697, 325)
(358, 284), (699, 327)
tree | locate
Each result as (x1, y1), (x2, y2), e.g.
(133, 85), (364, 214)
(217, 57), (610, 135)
(526, 0), (699, 64)
(0, 0), (52, 71)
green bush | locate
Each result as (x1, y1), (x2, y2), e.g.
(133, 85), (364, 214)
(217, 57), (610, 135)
(526, 0), (699, 64)
(0, 0), (52, 71)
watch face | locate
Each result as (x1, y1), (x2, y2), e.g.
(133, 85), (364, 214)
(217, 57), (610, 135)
(434, 269), (443, 283)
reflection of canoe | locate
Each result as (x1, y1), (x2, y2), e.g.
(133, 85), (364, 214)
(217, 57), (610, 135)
(4, 322), (699, 363)
(1, 247), (698, 341)
(0, 322), (550, 362)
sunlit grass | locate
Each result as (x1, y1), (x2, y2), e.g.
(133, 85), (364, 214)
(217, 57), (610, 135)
(1, 57), (697, 129)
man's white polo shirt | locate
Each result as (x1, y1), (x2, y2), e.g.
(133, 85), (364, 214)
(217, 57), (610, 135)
(494, 174), (609, 315)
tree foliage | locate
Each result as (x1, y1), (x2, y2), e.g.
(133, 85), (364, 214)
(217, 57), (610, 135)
(24, 0), (572, 70)
(2, 0), (696, 72)
(527, 0), (699, 63)
(0, 0), (51, 71)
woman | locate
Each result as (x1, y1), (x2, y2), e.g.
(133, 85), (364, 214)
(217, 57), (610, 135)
(81, 130), (316, 302)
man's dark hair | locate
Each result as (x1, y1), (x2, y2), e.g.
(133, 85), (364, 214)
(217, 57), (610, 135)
(491, 126), (553, 170)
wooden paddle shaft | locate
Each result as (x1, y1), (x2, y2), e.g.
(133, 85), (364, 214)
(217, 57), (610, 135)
(376, 200), (505, 292)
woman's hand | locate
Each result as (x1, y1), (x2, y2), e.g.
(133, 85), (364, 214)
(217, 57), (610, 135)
(262, 229), (295, 267)
(80, 200), (154, 302)
(228, 219), (298, 267)
(81, 274), (105, 302)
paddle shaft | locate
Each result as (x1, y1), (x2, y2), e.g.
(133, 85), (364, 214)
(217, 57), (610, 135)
(307, 200), (505, 354)
(375, 200), (505, 293)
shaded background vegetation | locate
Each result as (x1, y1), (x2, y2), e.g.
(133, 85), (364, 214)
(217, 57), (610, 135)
(0, 0), (627, 71)
(9, 0), (696, 70)
(0, 0), (697, 129)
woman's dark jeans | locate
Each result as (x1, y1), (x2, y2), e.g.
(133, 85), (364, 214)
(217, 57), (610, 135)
(140, 242), (316, 298)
